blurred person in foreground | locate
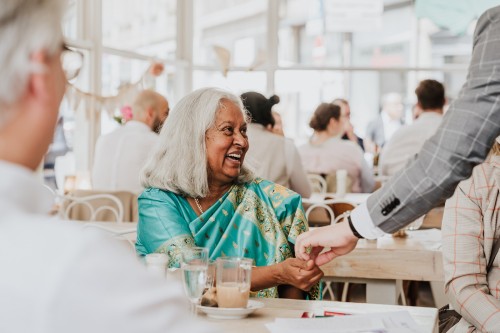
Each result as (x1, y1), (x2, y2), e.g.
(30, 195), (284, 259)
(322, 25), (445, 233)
(136, 87), (322, 299)
(92, 90), (169, 193)
(241, 91), (311, 198)
(0, 1), (212, 332)
(379, 80), (445, 177)
(295, 6), (500, 266)
(441, 137), (500, 332)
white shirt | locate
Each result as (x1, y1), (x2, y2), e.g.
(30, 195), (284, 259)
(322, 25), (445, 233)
(381, 112), (403, 143)
(246, 124), (311, 198)
(379, 112), (443, 176)
(92, 121), (158, 193)
(0, 161), (212, 333)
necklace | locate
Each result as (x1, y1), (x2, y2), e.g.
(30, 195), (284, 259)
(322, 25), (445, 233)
(194, 197), (204, 214)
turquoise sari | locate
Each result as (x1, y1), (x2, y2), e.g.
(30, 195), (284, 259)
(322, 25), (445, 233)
(136, 177), (320, 299)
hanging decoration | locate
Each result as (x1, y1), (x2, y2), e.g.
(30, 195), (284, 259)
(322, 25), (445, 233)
(65, 62), (165, 120)
(212, 45), (266, 77)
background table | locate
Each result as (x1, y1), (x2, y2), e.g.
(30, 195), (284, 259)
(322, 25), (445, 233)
(321, 229), (446, 306)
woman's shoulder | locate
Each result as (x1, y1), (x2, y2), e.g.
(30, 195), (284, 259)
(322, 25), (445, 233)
(471, 156), (499, 185)
(248, 178), (301, 201)
(139, 187), (181, 201)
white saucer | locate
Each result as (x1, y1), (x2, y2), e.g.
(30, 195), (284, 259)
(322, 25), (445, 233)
(198, 300), (264, 319)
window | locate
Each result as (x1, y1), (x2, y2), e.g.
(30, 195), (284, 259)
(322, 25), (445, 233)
(102, 0), (177, 59)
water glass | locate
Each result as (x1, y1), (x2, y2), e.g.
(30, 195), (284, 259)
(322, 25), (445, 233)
(216, 257), (252, 308)
(181, 247), (209, 315)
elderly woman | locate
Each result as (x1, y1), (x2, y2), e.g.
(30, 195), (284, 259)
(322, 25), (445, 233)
(441, 138), (500, 332)
(241, 91), (311, 198)
(136, 88), (322, 299)
(299, 103), (375, 193)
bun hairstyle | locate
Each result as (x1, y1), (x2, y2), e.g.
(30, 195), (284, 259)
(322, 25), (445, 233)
(309, 103), (341, 131)
(241, 91), (280, 127)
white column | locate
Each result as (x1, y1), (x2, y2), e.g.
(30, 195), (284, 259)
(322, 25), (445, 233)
(176, 0), (193, 100)
(266, 0), (279, 94)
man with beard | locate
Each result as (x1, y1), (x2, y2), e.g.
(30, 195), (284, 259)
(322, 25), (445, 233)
(92, 90), (169, 193)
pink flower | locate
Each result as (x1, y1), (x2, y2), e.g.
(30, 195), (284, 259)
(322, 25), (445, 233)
(120, 105), (133, 121)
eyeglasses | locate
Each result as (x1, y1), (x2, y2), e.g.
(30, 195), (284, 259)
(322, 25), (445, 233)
(61, 45), (83, 81)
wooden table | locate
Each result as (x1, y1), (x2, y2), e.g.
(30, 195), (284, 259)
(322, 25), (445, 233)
(321, 229), (446, 306)
(203, 298), (438, 333)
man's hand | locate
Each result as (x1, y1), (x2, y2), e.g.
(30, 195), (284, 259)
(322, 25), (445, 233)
(295, 222), (359, 266)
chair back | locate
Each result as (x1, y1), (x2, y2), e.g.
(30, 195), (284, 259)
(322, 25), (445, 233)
(61, 189), (138, 222)
(307, 174), (327, 193)
(303, 197), (356, 227)
(59, 193), (124, 223)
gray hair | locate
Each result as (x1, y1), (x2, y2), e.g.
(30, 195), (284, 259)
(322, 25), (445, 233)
(141, 87), (254, 198)
(0, 0), (64, 126)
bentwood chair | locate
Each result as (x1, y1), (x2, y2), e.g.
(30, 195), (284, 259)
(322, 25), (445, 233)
(302, 197), (356, 300)
(59, 193), (125, 223)
(307, 174), (327, 194)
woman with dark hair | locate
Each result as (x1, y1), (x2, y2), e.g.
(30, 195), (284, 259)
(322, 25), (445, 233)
(299, 103), (374, 193)
(241, 91), (311, 198)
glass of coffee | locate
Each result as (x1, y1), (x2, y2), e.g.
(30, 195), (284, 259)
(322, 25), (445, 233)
(216, 257), (252, 308)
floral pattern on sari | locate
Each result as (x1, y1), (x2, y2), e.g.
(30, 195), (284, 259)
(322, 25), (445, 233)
(155, 234), (196, 268)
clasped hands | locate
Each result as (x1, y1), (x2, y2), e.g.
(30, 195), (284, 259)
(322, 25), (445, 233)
(295, 221), (359, 266)
(278, 257), (323, 291)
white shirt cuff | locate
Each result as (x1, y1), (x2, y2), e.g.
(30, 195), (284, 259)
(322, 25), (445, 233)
(350, 203), (387, 239)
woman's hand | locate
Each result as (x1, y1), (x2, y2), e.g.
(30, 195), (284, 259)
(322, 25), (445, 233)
(276, 258), (324, 291)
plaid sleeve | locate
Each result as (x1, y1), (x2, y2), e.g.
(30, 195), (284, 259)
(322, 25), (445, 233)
(442, 164), (500, 332)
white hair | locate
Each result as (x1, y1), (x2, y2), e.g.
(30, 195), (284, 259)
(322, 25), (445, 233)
(141, 87), (254, 198)
(0, 0), (65, 125)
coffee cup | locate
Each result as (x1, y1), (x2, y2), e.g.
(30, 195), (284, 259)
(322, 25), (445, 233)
(216, 257), (252, 308)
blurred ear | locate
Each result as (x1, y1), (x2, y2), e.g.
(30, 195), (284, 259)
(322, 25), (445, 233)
(146, 107), (155, 120)
(28, 50), (50, 101)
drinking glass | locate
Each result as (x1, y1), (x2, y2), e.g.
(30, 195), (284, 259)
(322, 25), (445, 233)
(181, 247), (209, 316)
(216, 257), (252, 308)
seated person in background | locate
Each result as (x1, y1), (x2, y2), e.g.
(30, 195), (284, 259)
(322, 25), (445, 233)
(332, 98), (364, 151)
(136, 88), (323, 299)
(240, 91), (311, 198)
(299, 103), (375, 193)
(442, 137), (500, 332)
(364, 92), (404, 154)
(92, 90), (169, 193)
(379, 80), (445, 177)
(0, 1), (209, 332)
(270, 110), (285, 136)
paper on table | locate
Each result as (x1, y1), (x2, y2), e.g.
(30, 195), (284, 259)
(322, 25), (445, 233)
(265, 311), (424, 333)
